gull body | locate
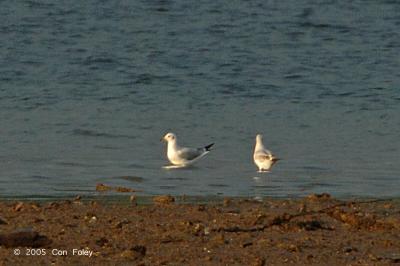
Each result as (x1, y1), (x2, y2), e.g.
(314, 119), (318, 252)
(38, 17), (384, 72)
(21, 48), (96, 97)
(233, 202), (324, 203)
(162, 132), (214, 167)
(253, 134), (280, 172)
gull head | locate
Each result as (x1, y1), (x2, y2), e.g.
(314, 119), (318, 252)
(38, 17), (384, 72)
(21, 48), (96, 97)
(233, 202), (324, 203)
(256, 134), (263, 143)
(162, 132), (176, 142)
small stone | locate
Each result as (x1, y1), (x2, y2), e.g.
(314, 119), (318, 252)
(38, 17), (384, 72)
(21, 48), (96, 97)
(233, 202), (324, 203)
(368, 253), (378, 261)
(306, 193), (331, 201)
(343, 246), (358, 253)
(14, 202), (24, 212)
(298, 203), (306, 213)
(153, 195), (175, 204)
(257, 238), (271, 246)
(84, 213), (97, 222)
(34, 218), (44, 223)
(383, 239), (393, 247)
(47, 202), (60, 209)
(223, 198), (231, 207)
(89, 216), (97, 223)
(241, 241), (253, 248)
(0, 217), (8, 225)
(224, 208), (240, 214)
(96, 183), (112, 191)
(131, 245), (146, 256)
(211, 234), (226, 245)
(288, 244), (300, 252)
(277, 243), (301, 252)
(120, 250), (136, 259)
(115, 186), (134, 193)
(179, 220), (192, 227)
(96, 237), (109, 247)
(30, 203), (41, 211)
(296, 220), (324, 231)
(114, 219), (130, 229)
(193, 223), (204, 235)
(383, 203), (393, 209)
(253, 214), (267, 225)
(120, 245), (146, 260)
(252, 257), (265, 266)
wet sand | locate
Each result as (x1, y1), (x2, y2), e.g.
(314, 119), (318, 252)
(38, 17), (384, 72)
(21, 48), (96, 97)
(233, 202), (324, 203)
(0, 194), (399, 265)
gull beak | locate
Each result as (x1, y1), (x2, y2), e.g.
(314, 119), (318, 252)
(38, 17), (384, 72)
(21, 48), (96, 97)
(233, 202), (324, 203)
(160, 137), (166, 142)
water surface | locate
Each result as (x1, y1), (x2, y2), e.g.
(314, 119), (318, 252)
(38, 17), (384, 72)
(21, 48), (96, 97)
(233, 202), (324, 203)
(1, 1), (399, 199)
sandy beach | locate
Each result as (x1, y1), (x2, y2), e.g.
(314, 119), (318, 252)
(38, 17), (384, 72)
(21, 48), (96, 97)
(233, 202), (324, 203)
(0, 193), (399, 265)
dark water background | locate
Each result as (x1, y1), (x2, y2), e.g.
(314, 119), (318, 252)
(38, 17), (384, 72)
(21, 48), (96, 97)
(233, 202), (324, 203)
(1, 0), (399, 199)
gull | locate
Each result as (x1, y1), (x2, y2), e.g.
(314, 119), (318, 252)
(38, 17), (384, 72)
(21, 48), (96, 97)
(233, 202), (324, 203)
(161, 132), (214, 168)
(253, 134), (280, 172)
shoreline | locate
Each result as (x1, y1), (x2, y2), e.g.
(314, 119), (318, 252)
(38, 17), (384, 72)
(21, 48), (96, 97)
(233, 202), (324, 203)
(1, 192), (399, 203)
(1, 193), (399, 265)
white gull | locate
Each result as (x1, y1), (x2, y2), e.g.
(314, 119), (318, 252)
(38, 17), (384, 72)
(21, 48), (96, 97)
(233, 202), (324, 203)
(161, 132), (214, 168)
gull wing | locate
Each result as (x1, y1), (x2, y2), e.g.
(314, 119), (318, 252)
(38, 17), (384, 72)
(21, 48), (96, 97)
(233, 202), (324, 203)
(254, 153), (272, 162)
(177, 147), (204, 161)
(263, 148), (273, 156)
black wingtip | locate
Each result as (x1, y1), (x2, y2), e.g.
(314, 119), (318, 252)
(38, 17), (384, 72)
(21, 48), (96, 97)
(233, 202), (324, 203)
(204, 143), (214, 151)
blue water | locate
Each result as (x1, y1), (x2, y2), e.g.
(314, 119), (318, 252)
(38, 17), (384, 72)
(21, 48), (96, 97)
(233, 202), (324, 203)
(1, 1), (399, 199)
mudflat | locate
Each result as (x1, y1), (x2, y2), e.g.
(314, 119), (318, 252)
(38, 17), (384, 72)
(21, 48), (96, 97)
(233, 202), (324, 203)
(0, 194), (399, 265)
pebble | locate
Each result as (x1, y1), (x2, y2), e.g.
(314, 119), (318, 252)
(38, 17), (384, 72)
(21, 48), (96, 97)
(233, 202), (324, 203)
(0, 217), (8, 225)
(252, 257), (265, 266)
(307, 193), (331, 201)
(223, 198), (231, 207)
(96, 183), (112, 191)
(153, 195), (175, 204)
(115, 186), (134, 193)
(30, 203), (41, 211)
(343, 246), (358, 253)
(113, 219), (130, 229)
(96, 237), (109, 247)
(120, 245), (146, 260)
(14, 202), (24, 212)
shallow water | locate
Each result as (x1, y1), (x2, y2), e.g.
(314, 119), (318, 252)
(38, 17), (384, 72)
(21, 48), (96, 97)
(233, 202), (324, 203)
(1, 1), (399, 198)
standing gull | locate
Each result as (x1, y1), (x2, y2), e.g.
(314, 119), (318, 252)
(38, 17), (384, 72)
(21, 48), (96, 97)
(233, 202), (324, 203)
(253, 134), (280, 172)
(161, 132), (214, 168)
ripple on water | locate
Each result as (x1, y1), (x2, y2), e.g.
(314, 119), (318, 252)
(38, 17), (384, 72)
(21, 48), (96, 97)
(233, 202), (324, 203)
(159, 185), (176, 190)
(112, 176), (145, 183)
(208, 184), (229, 188)
(1, 1), (400, 199)
(72, 129), (136, 139)
(164, 177), (188, 181)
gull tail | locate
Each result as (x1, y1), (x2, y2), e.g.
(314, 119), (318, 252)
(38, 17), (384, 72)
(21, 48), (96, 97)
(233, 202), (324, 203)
(204, 143), (214, 151)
